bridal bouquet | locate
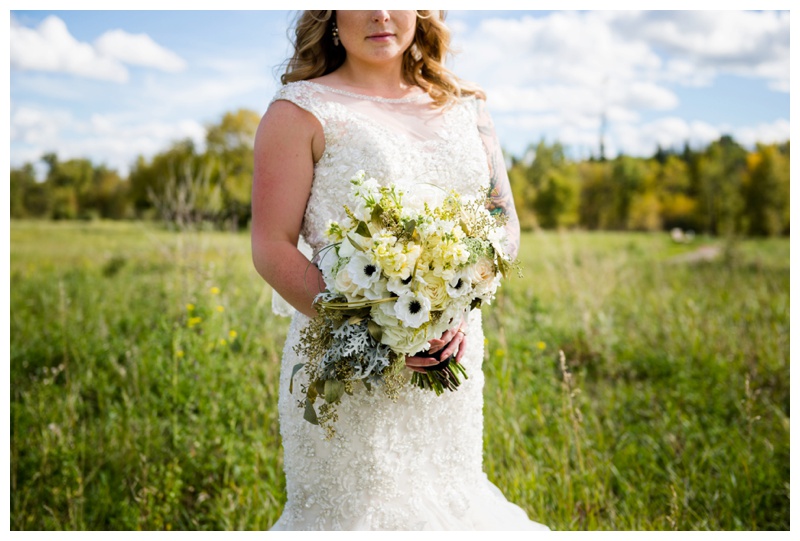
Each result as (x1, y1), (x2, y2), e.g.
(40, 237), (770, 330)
(292, 170), (515, 437)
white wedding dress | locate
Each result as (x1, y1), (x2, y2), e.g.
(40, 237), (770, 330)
(269, 80), (549, 531)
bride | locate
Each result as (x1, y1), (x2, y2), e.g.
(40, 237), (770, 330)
(251, 10), (549, 531)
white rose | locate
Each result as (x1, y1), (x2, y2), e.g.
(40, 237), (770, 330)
(403, 183), (446, 212)
(467, 256), (495, 286)
(380, 324), (431, 356)
(333, 267), (359, 298)
(418, 272), (449, 310)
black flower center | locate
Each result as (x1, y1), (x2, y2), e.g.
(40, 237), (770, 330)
(409, 300), (422, 314)
(363, 264), (377, 277)
(454, 278), (463, 290)
(401, 275), (413, 285)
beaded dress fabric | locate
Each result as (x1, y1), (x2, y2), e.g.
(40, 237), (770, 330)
(269, 81), (548, 531)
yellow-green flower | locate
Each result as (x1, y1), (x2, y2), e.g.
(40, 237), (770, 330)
(228, 330), (238, 339)
(537, 341), (546, 350)
(188, 316), (202, 328)
(216, 305), (224, 313)
(176, 350), (185, 358)
(210, 286), (220, 295)
(219, 339), (227, 346)
(186, 303), (195, 311)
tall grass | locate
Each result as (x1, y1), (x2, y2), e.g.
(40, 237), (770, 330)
(10, 221), (789, 530)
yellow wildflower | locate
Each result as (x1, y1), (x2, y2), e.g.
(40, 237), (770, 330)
(216, 305), (224, 312)
(228, 330), (238, 339)
(186, 303), (195, 312)
(219, 339), (227, 346)
(176, 350), (185, 358)
(537, 341), (546, 350)
(188, 316), (202, 328)
(210, 286), (220, 295)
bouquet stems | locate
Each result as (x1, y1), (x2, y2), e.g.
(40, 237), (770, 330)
(410, 356), (469, 396)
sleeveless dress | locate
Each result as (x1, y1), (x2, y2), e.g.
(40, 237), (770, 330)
(269, 80), (549, 531)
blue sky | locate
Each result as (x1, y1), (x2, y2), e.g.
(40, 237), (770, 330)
(9, 9), (791, 177)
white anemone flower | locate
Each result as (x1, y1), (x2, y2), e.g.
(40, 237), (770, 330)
(446, 271), (473, 299)
(362, 276), (389, 301)
(394, 291), (431, 328)
(347, 252), (381, 290)
(387, 274), (414, 296)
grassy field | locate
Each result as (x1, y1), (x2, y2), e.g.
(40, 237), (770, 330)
(10, 220), (789, 530)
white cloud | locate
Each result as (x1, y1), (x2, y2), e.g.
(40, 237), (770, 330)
(11, 15), (129, 82)
(95, 29), (187, 72)
(10, 106), (73, 145)
(10, 105), (206, 177)
(10, 15), (187, 82)
(449, 10), (788, 158)
(607, 11), (789, 92)
(731, 119), (790, 148)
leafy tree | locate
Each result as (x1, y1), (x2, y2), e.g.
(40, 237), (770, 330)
(205, 108), (260, 228)
(658, 155), (698, 231)
(742, 144), (790, 236)
(533, 167), (580, 229)
(10, 164), (39, 218)
(696, 135), (746, 235)
(577, 161), (614, 230)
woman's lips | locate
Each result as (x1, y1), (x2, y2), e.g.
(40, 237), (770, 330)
(367, 33), (394, 41)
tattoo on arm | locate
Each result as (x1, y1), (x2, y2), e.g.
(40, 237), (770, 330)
(476, 99), (520, 259)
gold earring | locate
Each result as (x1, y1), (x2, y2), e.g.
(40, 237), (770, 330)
(332, 23), (340, 46)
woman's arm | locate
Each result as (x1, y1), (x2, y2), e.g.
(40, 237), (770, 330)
(475, 97), (521, 260)
(251, 99), (326, 319)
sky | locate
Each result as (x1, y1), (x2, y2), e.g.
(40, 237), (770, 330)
(8, 8), (792, 178)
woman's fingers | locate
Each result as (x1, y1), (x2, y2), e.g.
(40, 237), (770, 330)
(429, 328), (457, 354)
(439, 331), (465, 361)
(454, 334), (467, 363)
(405, 355), (442, 373)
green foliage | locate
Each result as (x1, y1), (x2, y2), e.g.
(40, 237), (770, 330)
(10, 222), (789, 530)
(10, 118), (789, 237)
(741, 144), (790, 236)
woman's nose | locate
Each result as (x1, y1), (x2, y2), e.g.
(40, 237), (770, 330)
(371, 11), (390, 22)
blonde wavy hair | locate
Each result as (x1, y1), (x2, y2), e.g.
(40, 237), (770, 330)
(281, 10), (485, 108)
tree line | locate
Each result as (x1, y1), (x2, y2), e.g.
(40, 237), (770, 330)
(10, 108), (790, 237)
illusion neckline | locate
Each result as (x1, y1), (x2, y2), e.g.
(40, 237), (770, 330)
(300, 80), (428, 104)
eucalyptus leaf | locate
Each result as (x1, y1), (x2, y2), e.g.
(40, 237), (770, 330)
(497, 257), (510, 277)
(355, 221), (370, 237)
(315, 379), (326, 396)
(347, 235), (363, 252)
(289, 363), (304, 394)
(371, 204), (385, 229)
(324, 379), (345, 404)
(367, 319), (383, 343)
(303, 401), (319, 425)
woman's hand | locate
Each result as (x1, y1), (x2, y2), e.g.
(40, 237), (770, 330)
(405, 315), (469, 374)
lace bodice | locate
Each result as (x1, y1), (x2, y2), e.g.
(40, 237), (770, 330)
(270, 80), (490, 253)
(268, 81), (547, 531)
